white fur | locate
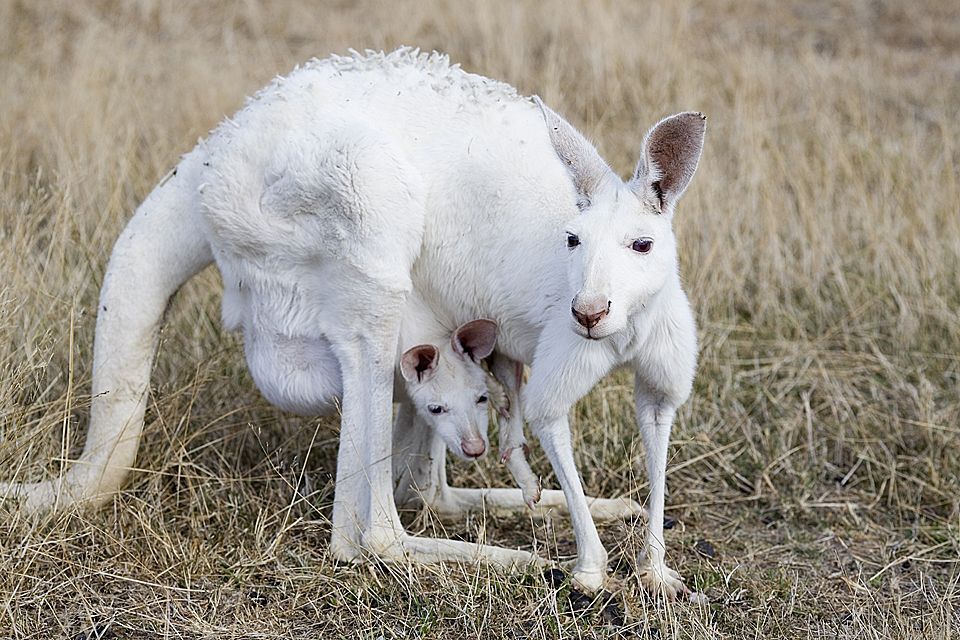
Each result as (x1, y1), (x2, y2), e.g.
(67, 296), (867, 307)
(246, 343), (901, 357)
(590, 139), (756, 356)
(235, 278), (497, 461)
(2, 48), (704, 594)
(488, 355), (542, 507)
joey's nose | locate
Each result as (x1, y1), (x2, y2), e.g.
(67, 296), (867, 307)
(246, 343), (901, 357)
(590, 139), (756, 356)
(461, 439), (486, 458)
(572, 300), (611, 329)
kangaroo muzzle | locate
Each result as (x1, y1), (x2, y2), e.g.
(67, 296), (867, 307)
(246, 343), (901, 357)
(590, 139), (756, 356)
(460, 438), (486, 458)
(572, 297), (611, 329)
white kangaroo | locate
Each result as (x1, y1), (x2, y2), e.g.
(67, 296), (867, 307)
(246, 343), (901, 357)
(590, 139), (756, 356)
(2, 49), (704, 597)
(242, 275), (498, 461)
(238, 268), (640, 522)
(392, 313), (644, 522)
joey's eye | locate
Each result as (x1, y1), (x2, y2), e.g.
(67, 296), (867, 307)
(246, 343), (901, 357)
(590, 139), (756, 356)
(631, 238), (653, 254)
(567, 233), (580, 248)
(477, 394), (488, 404)
(428, 404), (444, 415)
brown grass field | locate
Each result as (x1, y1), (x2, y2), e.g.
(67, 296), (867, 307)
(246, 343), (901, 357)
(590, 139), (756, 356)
(1, 1), (959, 637)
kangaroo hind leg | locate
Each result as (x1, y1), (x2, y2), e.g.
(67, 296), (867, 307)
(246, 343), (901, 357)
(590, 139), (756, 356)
(284, 126), (542, 570)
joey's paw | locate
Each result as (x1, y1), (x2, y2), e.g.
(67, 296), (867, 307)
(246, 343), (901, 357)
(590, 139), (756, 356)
(637, 560), (688, 600)
(499, 443), (529, 464)
(522, 477), (542, 508)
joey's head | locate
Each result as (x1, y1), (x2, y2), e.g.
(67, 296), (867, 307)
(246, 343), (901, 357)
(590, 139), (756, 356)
(399, 319), (497, 460)
(534, 97), (706, 340)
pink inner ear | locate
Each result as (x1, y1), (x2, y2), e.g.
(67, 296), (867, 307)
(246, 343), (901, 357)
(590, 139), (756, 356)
(400, 344), (439, 382)
(452, 319), (497, 362)
(639, 112), (706, 207)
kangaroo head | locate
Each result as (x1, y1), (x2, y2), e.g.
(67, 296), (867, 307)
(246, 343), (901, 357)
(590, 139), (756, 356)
(399, 319), (497, 460)
(535, 98), (706, 340)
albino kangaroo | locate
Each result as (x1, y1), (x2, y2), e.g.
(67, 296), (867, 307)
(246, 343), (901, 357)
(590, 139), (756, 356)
(240, 278), (643, 522)
(393, 312), (644, 522)
(242, 278), (499, 460)
(396, 346), (644, 522)
(2, 49), (704, 597)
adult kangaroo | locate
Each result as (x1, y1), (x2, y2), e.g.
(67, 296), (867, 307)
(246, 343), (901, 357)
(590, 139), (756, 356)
(2, 49), (705, 597)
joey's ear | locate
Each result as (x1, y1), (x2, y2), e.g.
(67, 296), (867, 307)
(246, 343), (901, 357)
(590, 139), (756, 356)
(533, 96), (612, 207)
(400, 344), (440, 383)
(630, 112), (706, 215)
(452, 319), (497, 363)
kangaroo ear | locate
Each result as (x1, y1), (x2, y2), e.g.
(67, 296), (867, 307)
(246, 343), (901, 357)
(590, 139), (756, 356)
(400, 344), (440, 383)
(452, 319), (497, 363)
(533, 96), (612, 208)
(630, 112), (706, 216)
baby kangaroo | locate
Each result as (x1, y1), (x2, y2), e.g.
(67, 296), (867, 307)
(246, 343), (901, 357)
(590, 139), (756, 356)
(241, 288), (496, 462)
(394, 314), (645, 524)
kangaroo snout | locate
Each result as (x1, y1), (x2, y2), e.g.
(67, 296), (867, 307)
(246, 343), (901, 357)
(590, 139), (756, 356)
(460, 438), (486, 458)
(572, 298), (611, 329)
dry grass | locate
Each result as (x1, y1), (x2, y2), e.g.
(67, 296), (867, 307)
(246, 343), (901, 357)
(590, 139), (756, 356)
(1, 0), (959, 637)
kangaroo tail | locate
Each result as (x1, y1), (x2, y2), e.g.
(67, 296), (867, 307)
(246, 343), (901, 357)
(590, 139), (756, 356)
(2, 167), (214, 514)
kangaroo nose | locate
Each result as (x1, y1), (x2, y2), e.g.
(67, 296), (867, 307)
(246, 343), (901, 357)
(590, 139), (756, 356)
(572, 300), (611, 329)
(461, 439), (486, 458)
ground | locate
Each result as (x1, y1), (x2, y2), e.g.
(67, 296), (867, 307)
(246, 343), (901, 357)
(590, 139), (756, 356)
(0, 1), (958, 638)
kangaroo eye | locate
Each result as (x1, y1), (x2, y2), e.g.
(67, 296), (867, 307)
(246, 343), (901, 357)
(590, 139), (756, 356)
(631, 238), (653, 254)
(428, 404), (444, 415)
(477, 394), (488, 404)
(566, 233), (580, 249)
